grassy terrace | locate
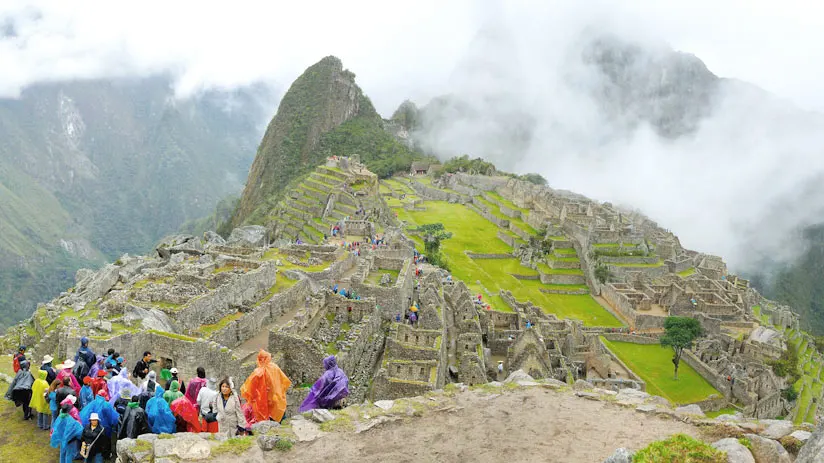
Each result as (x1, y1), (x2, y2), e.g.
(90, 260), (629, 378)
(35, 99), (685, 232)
(486, 190), (531, 215)
(473, 195), (538, 235)
(398, 199), (620, 326)
(609, 260), (665, 268)
(677, 267), (696, 278)
(602, 338), (721, 404)
(365, 268), (401, 286)
(261, 250), (337, 272)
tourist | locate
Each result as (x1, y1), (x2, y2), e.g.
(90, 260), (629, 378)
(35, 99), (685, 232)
(145, 386), (176, 434)
(114, 356), (125, 374)
(80, 391), (119, 433)
(497, 361), (504, 375)
(113, 388), (131, 416)
(41, 354), (57, 385)
(5, 359), (35, 420)
(48, 379), (62, 423)
(79, 377), (95, 410)
(51, 403), (84, 463)
(212, 378), (248, 436)
(118, 395), (150, 439)
(31, 369), (51, 430)
(140, 370), (158, 394)
(395, 313), (401, 323)
(56, 359), (81, 394)
(132, 351), (155, 380)
(61, 395), (82, 424)
(241, 349), (292, 423)
(107, 369), (139, 407)
(185, 367), (208, 406)
(171, 396), (201, 432)
(12, 345), (26, 373)
(163, 380), (184, 406)
(298, 355), (350, 412)
(88, 355), (106, 380)
(91, 371), (109, 400)
(80, 413), (107, 463)
(409, 311), (418, 325)
(73, 337), (97, 379)
(197, 378), (219, 433)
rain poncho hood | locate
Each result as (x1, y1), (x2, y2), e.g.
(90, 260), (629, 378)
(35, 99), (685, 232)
(80, 395), (119, 435)
(171, 396), (201, 432)
(79, 384), (94, 410)
(60, 396), (81, 423)
(241, 349), (292, 422)
(146, 386), (176, 434)
(50, 412), (83, 453)
(88, 355), (105, 379)
(299, 355), (350, 412)
(107, 369), (140, 407)
(30, 370), (51, 414)
(163, 380), (184, 406)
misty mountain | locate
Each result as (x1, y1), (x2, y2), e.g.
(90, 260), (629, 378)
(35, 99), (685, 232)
(405, 29), (824, 334)
(0, 76), (274, 328)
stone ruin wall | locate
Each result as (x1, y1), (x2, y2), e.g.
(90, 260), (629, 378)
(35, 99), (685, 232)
(207, 278), (311, 349)
(175, 263), (277, 331)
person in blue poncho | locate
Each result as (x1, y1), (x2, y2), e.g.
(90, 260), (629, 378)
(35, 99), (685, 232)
(51, 404), (84, 463)
(80, 391), (119, 435)
(146, 386), (176, 434)
(79, 376), (94, 410)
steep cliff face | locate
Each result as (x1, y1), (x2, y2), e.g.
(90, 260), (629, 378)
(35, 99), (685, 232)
(233, 56), (370, 225)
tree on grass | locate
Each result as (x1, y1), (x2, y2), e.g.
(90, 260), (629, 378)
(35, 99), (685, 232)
(418, 223), (452, 271)
(660, 316), (703, 380)
(594, 264), (613, 284)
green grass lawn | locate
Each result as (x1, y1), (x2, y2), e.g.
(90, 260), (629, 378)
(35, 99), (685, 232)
(704, 407), (737, 418)
(677, 268), (696, 278)
(486, 191), (531, 215)
(401, 200), (621, 326)
(602, 338), (721, 404)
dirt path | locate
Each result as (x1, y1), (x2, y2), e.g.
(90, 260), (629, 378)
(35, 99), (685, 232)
(275, 387), (701, 463)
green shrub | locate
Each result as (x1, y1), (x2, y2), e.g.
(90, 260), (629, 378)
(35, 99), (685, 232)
(778, 436), (802, 455)
(633, 434), (725, 463)
(737, 437), (752, 449)
(274, 438), (294, 451)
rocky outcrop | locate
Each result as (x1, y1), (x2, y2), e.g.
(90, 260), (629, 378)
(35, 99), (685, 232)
(796, 421), (824, 463)
(744, 434), (792, 463)
(712, 438), (755, 463)
(227, 226), (267, 248)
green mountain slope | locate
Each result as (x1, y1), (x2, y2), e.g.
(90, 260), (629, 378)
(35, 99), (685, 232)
(0, 76), (272, 328)
(233, 56), (424, 226)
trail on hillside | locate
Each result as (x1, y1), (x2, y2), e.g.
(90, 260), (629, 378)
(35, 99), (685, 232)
(275, 387), (700, 463)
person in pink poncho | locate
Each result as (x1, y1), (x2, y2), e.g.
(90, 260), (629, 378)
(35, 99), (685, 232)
(184, 367), (208, 409)
(59, 395), (81, 424)
(55, 360), (81, 395)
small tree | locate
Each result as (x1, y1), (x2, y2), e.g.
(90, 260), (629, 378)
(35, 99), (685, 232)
(418, 223), (452, 255)
(660, 316), (703, 380)
(594, 264), (612, 284)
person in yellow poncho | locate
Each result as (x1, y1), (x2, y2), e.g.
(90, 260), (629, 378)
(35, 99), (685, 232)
(30, 369), (52, 430)
(241, 350), (291, 423)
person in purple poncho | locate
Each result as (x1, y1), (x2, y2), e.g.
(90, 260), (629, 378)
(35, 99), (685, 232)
(298, 355), (350, 412)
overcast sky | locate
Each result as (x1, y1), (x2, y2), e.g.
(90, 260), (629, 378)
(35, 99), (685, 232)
(2, 0), (823, 114)
(3, 0), (824, 272)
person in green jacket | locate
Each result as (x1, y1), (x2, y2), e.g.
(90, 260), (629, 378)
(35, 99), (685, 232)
(163, 380), (184, 406)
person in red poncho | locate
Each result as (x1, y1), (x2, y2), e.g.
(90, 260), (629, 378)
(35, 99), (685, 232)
(240, 350), (291, 423)
(91, 370), (108, 399)
(170, 396), (201, 433)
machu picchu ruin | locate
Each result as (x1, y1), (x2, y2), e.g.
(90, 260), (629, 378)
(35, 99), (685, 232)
(4, 153), (823, 433)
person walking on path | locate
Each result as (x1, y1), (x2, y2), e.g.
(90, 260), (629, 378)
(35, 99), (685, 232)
(51, 404), (84, 463)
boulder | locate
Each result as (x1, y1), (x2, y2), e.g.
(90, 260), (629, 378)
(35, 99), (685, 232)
(204, 231), (227, 246)
(169, 253), (186, 265)
(789, 430), (811, 442)
(796, 421), (824, 463)
(156, 234), (195, 259)
(504, 369), (534, 384)
(716, 413), (745, 422)
(573, 379), (594, 391)
(379, 273), (391, 286)
(635, 405), (658, 414)
(744, 434), (791, 463)
(311, 408), (335, 423)
(615, 388), (650, 405)
(675, 404), (706, 417)
(153, 434), (211, 460)
(602, 448), (633, 463)
(290, 416), (323, 442)
(257, 434), (281, 451)
(75, 264), (120, 302)
(251, 420), (280, 435)
(116, 438), (152, 463)
(170, 237), (204, 255)
(759, 420), (794, 440)
(575, 391), (601, 400)
(227, 225), (267, 248)
(374, 400), (395, 411)
(712, 438), (755, 463)
(123, 305), (177, 333)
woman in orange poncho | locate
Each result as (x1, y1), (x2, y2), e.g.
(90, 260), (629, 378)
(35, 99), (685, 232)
(240, 350), (292, 423)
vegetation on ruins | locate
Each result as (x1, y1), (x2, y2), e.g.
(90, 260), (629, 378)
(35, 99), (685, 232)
(660, 317), (703, 380)
(594, 264), (613, 284)
(434, 155), (498, 176)
(417, 223), (452, 270)
(516, 172), (548, 185)
(632, 434), (726, 463)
